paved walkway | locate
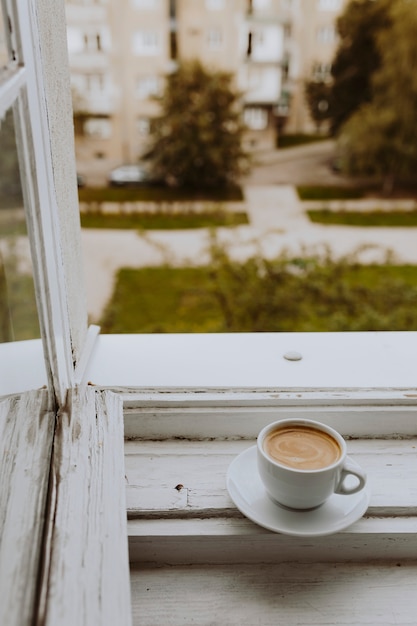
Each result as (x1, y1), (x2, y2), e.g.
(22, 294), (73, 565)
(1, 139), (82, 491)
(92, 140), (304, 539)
(81, 185), (417, 322)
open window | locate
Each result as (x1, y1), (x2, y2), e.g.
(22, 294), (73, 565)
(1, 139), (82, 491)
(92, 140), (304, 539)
(1, 1), (416, 625)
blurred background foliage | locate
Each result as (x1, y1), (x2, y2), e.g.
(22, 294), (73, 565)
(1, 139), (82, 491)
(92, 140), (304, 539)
(100, 242), (417, 334)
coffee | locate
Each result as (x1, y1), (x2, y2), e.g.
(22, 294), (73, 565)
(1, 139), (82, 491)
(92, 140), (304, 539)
(263, 425), (341, 470)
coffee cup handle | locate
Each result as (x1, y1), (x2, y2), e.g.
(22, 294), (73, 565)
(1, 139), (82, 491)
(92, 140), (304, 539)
(335, 457), (367, 496)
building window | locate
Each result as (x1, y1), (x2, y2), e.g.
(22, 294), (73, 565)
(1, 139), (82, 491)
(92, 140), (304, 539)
(205, 0), (225, 10)
(66, 27), (111, 55)
(136, 75), (161, 100)
(312, 61), (332, 82)
(170, 31), (178, 60)
(318, 0), (342, 11)
(137, 117), (151, 135)
(66, 27), (84, 54)
(84, 117), (112, 139)
(282, 57), (290, 80)
(132, 30), (160, 56)
(244, 107), (268, 130)
(247, 29), (265, 58)
(207, 27), (223, 50)
(85, 73), (106, 93)
(316, 24), (337, 44)
(253, 0), (271, 11)
(82, 31), (109, 52)
(132, 0), (158, 9)
(247, 25), (283, 62)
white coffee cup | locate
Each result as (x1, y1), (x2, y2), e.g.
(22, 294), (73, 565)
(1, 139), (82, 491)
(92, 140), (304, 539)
(257, 418), (367, 510)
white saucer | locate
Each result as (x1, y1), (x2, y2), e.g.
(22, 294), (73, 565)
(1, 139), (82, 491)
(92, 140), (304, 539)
(226, 445), (370, 537)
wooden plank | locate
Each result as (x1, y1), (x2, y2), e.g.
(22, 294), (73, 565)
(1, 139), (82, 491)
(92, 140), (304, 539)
(125, 438), (417, 564)
(0, 389), (54, 626)
(125, 439), (417, 516)
(128, 517), (417, 564)
(123, 401), (417, 440)
(38, 388), (132, 626)
(86, 331), (417, 389)
(130, 562), (417, 626)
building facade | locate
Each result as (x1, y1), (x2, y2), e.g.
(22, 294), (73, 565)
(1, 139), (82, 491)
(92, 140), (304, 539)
(65, 0), (348, 184)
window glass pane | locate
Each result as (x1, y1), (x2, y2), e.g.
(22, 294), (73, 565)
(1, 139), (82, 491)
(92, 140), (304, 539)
(0, 108), (41, 341)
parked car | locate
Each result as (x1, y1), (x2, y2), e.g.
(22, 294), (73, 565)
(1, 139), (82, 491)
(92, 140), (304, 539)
(108, 164), (162, 187)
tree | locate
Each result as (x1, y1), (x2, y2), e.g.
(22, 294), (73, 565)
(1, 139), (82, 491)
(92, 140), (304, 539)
(304, 80), (333, 133)
(328, 0), (392, 135)
(145, 61), (250, 189)
(339, 0), (417, 191)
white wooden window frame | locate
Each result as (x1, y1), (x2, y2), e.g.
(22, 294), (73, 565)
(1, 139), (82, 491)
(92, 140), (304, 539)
(0, 0), (97, 406)
(1, 0), (417, 624)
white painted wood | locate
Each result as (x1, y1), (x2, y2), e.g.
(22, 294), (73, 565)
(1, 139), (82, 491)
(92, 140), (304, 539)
(0, 389), (54, 626)
(129, 516), (417, 564)
(87, 331), (417, 389)
(123, 401), (417, 439)
(38, 388), (132, 626)
(125, 439), (417, 563)
(74, 324), (101, 385)
(34, 0), (89, 364)
(125, 439), (417, 515)
(3, 333), (417, 409)
(121, 389), (417, 407)
(130, 562), (417, 626)
(11, 0), (75, 403)
(0, 65), (26, 116)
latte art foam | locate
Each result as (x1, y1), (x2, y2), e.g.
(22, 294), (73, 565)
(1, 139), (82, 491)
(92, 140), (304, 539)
(263, 425), (341, 470)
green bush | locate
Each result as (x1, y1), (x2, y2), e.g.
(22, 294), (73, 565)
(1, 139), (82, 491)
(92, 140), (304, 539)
(100, 244), (417, 333)
(278, 134), (329, 149)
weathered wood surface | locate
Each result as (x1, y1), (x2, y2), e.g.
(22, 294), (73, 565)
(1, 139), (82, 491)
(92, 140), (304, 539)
(129, 516), (417, 564)
(125, 439), (417, 516)
(0, 389), (54, 626)
(126, 438), (417, 563)
(131, 562), (417, 626)
(38, 388), (132, 626)
(123, 399), (417, 440)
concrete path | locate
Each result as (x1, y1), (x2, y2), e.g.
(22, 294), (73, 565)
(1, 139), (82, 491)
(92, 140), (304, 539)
(81, 185), (417, 323)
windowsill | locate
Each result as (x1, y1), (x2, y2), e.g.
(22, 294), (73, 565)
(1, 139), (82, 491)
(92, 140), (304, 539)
(0, 339), (47, 396)
(88, 331), (417, 390)
(2, 331), (417, 397)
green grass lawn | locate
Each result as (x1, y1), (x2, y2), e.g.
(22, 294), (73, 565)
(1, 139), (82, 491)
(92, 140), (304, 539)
(80, 210), (248, 230)
(297, 186), (366, 200)
(99, 262), (417, 334)
(307, 209), (417, 227)
(100, 267), (222, 333)
(79, 184), (244, 203)
(298, 184), (417, 201)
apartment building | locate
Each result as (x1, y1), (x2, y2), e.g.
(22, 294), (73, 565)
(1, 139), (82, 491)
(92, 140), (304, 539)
(286, 0), (348, 133)
(65, 0), (347, 183)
